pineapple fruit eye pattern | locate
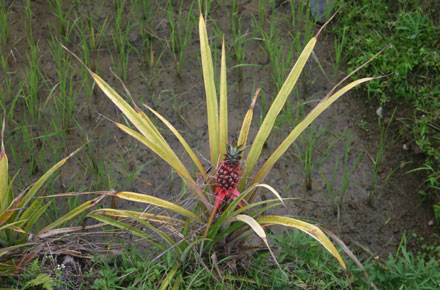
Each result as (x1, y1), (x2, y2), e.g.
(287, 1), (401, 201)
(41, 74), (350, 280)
(215, 144), (243, 191)
(213, 144), (244, 207)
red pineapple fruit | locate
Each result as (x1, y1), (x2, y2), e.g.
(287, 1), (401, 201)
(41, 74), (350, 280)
(214, 144), (244, 208)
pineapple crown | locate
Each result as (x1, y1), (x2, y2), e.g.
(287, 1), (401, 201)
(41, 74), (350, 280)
(223, 144), (244, 166)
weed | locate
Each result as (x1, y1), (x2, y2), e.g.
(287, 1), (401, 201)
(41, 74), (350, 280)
(333, 25), (347, 77)
(295, 122), (343, 191)
(167, 0), (196, 77)
(321, 131), (363, 220)
(48, 35), (81, 132)
(369, 235), (440, 289)
(131, 0), (163, 71)
(111, 0), (137, 81)
(23, 40), (44, 123)
(367, 108), (397, 203)
(0, 2), (10, 48)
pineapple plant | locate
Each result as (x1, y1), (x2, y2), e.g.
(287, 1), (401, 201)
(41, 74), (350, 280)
(66, 10), (381, 287)
(214, 144), (244, 208)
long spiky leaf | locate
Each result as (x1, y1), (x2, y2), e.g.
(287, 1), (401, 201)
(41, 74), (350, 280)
(219, 37), (228, 157)
(250, 77), (376, 187)
(19, 147), (81, 210)
(241, 37), (317, 189)
(87, 213), (168, 252)
(96, 209), (184, 225)
(143, 105), (206, 176)
(38, 195), (105, 234)
(199, 12), (219, 164)
(114, 122), (211, 209)
(235, 214), (285, 276)
(115, 191), (203, 224)
(0, 120), (10, 211)
(257, 215), (346, 270)
(238, 88), (260, 149)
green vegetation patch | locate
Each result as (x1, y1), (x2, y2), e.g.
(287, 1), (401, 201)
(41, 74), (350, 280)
(334, 0), (440, 220)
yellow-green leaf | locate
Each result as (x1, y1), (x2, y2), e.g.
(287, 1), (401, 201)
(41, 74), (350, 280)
(219, 37), (228, 157)
(91, 72), (191, 180)
(38, 195), (105, 235)
(143, 105), (206, 177)
(115, 122), (190, 181)
(96, 209), (184, 225)
(0, 220), (26, 232)
(0, 134), (9, 211)
(255, 184), (286, 207)
(237, 88), (260, 150)
(241, 37), (317, 188)
(159, 263), (180, 290)
(235, 214), (284, 276)
(19, 147), (81, 210)
(114, 122), (211, 209)
(235, 214), (266, 239)
(87, 213), (167, 252)
(115, 192), (203, 224)
(256, 215), (346, 270)
(0, 243), (34, 258)
(199, 12), (219, 164)
(94, 208), (176, 249)
(251, 78), (374, 186)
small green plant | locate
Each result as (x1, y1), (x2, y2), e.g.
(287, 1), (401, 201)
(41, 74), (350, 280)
(368, 108), (396, 203)
(167, 0), (196, 77)
(131, 0), (163, 71)
(23, 40), (44, 123)
(111, 0), (137, 81)
(0, 2), (10, 49)
(48, 35), (81, 132)
(254, 4), (295, 93)
(48, 0), (77, 41)
(333, 25), (347, 76)
(321, 131), (363, 219)
(369, 235), (440, 289)
(229, 0), (247, 78)
(0, 121), (105, 275)
(334, 0), (440, 216)
(295, 122), (343, 191)
(67, 11), (380, 287)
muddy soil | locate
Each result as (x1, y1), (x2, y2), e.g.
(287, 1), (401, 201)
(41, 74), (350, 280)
(3, 0), (438, 263)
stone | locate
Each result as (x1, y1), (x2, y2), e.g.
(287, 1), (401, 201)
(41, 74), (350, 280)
(310, 0), (336, 24)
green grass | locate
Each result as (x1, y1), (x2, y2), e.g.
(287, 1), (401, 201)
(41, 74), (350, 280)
(167, 0), (196, 77)
(3, 230), (438, 289)
(333, 0), (440, 215)
(111, 0), (137, 81)
(295, 121), (343, 191)
(321, 131), (363, 219)
(367, 108), (397, 203)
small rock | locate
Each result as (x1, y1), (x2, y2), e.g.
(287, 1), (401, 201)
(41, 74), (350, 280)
(310, 0), (335, 24)
(376, 106), (383, 119)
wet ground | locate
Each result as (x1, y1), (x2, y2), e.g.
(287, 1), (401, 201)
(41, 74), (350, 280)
(3, 0), (438, 262)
